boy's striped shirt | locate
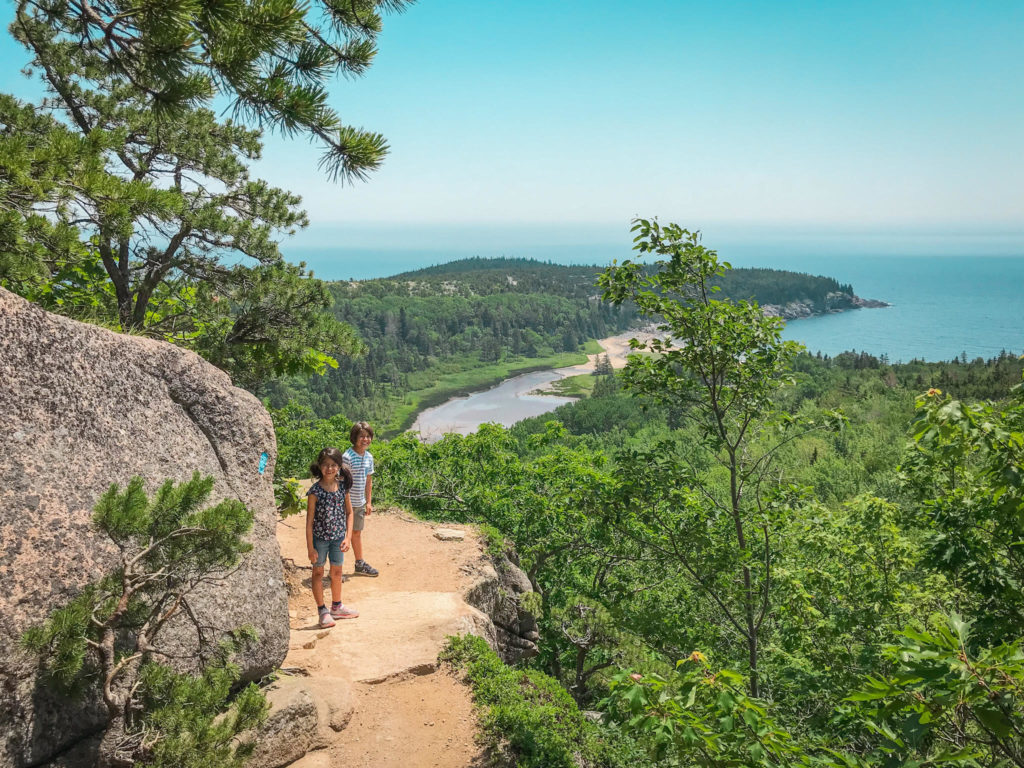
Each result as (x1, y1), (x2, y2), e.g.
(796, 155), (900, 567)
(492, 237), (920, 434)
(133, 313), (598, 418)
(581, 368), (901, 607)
(342, 447), (374, 506)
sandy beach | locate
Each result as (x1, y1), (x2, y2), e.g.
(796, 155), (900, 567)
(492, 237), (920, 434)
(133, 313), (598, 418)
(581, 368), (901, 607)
(559, 325), (660, 375)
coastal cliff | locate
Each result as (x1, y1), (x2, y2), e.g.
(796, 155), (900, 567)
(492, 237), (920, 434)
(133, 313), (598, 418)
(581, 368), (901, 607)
(760, 290), (889, 320)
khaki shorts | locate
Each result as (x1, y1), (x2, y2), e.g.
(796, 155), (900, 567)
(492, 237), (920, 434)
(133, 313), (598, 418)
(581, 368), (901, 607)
(352, 504), (367, 532)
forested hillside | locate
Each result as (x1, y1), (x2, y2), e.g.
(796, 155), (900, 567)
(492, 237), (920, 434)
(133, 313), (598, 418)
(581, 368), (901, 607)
(262, 257), (865, 429)
(395, 256), (855, 306)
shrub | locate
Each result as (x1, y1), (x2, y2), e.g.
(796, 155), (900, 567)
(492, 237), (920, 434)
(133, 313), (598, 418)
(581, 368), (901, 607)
(441, 634), (649, 768)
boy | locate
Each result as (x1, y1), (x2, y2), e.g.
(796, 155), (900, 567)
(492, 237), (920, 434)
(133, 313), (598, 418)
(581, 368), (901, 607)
(343, 421), (378, 576)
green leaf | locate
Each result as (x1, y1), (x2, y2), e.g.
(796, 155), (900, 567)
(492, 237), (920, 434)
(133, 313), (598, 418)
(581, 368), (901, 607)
(684, 684), (698, 709)
(975, 706), (1013, 738)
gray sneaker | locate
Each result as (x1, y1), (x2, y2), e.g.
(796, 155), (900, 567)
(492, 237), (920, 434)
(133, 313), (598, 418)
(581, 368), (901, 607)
(318, 608), (335, 628)
(354, 560), (379, 577)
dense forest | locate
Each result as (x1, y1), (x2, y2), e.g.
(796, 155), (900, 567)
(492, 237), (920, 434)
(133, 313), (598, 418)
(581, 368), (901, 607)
(262, 257), (866, 429)
(712, 266), (853, 308)
(392, 256), (854, 305)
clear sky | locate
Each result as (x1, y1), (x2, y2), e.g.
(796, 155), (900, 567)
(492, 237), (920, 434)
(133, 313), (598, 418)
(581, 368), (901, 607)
(3, 0), (1023, 248)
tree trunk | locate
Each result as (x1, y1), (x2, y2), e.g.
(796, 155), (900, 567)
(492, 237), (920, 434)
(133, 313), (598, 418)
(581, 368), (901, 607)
(729, 451), (760, 698)
(96, 714), (135, 768)
(573, 645), (588, 703)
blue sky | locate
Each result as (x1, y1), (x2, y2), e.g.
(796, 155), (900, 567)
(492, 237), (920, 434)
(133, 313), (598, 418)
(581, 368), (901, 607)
(2, 0), (1023, 250)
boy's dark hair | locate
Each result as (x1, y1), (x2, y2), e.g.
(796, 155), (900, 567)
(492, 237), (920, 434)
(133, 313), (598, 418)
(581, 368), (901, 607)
(309, 447), (353, 490)
(349, 421), (374, 444)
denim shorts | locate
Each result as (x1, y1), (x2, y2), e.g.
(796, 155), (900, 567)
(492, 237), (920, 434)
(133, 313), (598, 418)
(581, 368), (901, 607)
(312, 537), (345, 567)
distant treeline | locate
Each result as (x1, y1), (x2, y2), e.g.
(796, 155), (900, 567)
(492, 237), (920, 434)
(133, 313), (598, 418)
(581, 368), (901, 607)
(794, 347), (1024, 401)
(393, 257), (856, 306)
(508, 349), (1024, 460)
(262, 257), (861, 419)
(712, 267), (854, 309)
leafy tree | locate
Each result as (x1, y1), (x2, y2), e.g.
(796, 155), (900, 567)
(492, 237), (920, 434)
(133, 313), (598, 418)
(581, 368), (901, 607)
(378, 424), (651, 699)
(603, 654), (824, 768)
(605, 614), (1024, 768)
(598, 218), (840, 696)
(845, 614), (1024, 768)
(901, 378), (1024, 644)
(270, 403), (355, 479)
(21, 474), (265, 768)
(767, 494), (950, 728)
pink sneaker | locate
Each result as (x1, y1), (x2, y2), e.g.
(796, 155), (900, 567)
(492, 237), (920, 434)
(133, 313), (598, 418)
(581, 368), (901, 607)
(330, 603), (359, 619)
(318, 609), (336, 628)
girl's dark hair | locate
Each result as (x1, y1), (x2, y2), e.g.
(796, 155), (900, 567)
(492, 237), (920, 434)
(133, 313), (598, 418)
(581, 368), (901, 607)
(309, 447), (353, 490)
(350, 421), (374, 444)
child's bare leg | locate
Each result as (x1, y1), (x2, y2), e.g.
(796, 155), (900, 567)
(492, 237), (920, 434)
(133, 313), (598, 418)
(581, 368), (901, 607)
(311, 565), (326, 606)
(330, 565), (343, 604)
(352, 529), (363, 561)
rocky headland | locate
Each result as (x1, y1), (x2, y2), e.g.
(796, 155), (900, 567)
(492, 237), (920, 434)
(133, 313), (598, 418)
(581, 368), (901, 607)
(760, 291), (890, 320)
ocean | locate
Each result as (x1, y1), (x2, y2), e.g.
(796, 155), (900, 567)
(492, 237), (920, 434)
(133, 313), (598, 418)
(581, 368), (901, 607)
(772, 253), (1024, 363)
(284, 233), (1024, 364)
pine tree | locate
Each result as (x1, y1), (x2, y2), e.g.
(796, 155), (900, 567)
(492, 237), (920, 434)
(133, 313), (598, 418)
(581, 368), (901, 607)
(10, 0), (413, 181)
(1, 13), (370, 384)
(22, 474), (265, 768)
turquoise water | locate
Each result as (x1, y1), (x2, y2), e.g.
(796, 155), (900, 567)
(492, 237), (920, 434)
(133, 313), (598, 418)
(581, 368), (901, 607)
(285, 239), (1024, 364)
(769, 254), (1024, 362)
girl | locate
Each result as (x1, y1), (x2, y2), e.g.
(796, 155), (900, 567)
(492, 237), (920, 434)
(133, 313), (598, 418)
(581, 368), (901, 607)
(306, 447), (359, 627)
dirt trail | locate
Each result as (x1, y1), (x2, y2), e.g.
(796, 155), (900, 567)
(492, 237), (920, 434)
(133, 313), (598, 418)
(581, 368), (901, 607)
(275, 511), (488, 768)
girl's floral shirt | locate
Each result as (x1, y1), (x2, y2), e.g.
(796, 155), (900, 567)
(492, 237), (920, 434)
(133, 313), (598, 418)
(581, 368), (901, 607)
(307, 481), (348, 540)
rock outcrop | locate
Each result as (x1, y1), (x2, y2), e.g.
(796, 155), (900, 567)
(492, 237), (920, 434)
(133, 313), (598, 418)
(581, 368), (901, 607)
(0, 288), (289, 767)
(464, 549), (540, 663)
(760, 291), (890, 320)
(244, 677), (354, 768)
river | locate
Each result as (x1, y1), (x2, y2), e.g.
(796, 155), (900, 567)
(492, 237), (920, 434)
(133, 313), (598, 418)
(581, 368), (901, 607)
(409, 367), (580, 443)
(409, 329), (650, 442)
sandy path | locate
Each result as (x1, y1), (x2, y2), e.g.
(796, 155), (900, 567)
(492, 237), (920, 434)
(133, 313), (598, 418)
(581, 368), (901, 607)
(275, 511), (488, 767)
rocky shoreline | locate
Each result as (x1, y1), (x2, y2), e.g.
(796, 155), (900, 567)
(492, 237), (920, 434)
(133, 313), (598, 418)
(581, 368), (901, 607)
(760, 291), (890, 320)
